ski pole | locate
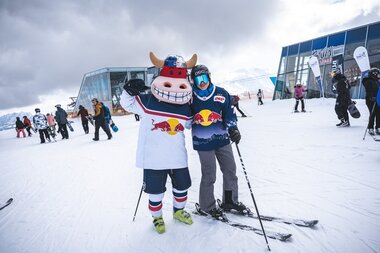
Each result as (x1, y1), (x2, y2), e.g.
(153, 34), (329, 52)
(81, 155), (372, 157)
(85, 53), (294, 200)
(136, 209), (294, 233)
(235, 143), (271, 251)
(362, 102), (376, 140)
(132, 183), (145, 221)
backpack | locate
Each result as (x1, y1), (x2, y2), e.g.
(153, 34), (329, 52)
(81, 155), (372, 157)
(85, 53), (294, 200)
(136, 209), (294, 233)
(102, 103), (111, 119)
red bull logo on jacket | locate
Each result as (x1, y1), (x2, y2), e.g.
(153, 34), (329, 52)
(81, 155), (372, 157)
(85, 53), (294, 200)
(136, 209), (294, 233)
(151, 118), (184, 135)
(193, 109), (222, 127)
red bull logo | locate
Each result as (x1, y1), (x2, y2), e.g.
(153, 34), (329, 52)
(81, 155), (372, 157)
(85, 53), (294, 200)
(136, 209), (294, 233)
(151, 118), (184, 135)
(193, 109), (222, 126)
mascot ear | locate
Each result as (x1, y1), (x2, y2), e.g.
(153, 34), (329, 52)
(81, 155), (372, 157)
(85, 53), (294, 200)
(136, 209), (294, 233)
(123, 79), (149, 96)
(149, 52), (164, 67)
(186, 54), (197, 68)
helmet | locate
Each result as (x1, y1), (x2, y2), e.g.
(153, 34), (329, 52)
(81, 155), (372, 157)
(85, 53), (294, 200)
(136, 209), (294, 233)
(330, 69), (341, 79)
(368, 67), (380, 79)
(190, 65), (210, 81)
(35, 108), (40, 113)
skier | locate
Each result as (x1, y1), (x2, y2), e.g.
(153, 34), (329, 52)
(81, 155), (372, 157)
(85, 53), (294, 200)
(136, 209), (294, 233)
(120, 52), (196, 234)
(190, 64), (248, 219)
(362, 67), (380, 135)
(294, 84), (307, 112)
(257, 89), (264, 105)
(55, 104), (69, 139)
(231, 95), (247, 117)
(46, 113), (57, 139)
(33, 108), (51, 143)
(331, 69), (351, 127)
(22, 116), (33, 137)
(15, 117), (26, 138)
(77, 105), (90, 134)
(91, 98), (112, 141)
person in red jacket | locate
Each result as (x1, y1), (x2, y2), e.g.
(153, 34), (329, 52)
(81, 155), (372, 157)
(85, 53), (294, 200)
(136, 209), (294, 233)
(23, 116), (33, 137)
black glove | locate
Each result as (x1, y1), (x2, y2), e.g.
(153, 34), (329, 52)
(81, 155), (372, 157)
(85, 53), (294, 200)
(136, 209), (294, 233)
(228, 127), (241, 144)
(123, 79), (149, 96)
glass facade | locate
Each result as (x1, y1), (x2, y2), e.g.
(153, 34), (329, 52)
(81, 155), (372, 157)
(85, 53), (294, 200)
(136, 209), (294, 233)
(274, 21), (380, 100)
(74, 67), (150, 115)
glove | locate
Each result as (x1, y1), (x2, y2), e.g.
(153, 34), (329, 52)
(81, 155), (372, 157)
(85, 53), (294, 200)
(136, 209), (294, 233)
(123, 79), (149, 96)
(228, 127), (241, 144)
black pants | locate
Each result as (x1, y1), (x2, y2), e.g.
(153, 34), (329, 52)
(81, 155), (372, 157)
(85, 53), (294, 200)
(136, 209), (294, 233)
(234, 104), (246, 117)
(258, 98), (263, 105)
(94, 119), (112, 140)
(335, 100), (349, 121)
(26, 127), (32, 136)
(295, 98), (305, 111)
(38, 129), (50, 143)
(82, 120), (89, 134)
(366, 99), (380, 129)
(58, 124), (69, 139)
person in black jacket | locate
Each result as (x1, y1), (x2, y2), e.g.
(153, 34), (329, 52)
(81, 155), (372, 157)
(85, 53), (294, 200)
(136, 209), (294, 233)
(362, 67), (380, 135)
(77, 105), (90, 134)
(55, 104), (69, 139)
(15, 117), (26, 138)
(331, 70), (351, 127)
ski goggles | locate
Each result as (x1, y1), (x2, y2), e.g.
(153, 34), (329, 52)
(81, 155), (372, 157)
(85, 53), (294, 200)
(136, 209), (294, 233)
(193, 74), (210, 86)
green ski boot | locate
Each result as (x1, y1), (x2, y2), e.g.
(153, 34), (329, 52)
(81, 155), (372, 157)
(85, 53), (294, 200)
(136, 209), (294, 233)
(153, 216), (165, 234)
(173, 209), (193, 225)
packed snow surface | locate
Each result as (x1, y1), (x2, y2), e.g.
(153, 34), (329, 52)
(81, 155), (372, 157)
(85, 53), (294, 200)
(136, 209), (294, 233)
(1, 98), (379, 253)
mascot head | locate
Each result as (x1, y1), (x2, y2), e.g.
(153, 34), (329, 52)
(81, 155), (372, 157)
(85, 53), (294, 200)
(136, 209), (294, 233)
(149, 52), (197, 104)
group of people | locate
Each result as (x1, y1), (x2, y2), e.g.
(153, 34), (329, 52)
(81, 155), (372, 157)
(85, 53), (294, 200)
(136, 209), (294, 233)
(289, 66), (379, 133)
(331, 67), (380, 131)
(30, 104), (70, 144)
(120, 53), (247, 234)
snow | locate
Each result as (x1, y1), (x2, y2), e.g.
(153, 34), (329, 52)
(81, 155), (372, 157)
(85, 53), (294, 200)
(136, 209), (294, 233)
(1, 98), (379, 253)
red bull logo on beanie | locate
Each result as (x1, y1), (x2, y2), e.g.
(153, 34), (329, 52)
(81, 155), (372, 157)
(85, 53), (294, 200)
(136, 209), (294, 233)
(193, 109), (222, 127)
(151, 118), (184, 135)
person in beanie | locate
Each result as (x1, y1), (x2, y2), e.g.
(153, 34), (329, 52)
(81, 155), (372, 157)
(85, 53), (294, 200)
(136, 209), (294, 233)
(294, 84), (307, 112)
(46, 113), (57, 138)
(15, 117), (26, 138)
(331, 69), (351, 127)
(231, 95), (247, 117)
(23, 116), (33, 137)
(120, 52), (196, 234)
(362, 67), (380, 135)
(91, 98), (112, 141)
(55, 104), (69, 139)
(33, 108), (51, 143)
(77, 105), (90, 134)
(257, 89), (264, 105)
(190, 64), (248, 219)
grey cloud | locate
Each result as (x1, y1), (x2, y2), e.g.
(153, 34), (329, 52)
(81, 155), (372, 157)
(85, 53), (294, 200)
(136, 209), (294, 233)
(0, 0), (276, 110)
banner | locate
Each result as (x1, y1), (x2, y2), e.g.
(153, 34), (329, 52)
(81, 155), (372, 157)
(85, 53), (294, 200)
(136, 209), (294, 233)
(353, 46), (370, 77)
(308, 55), (324, 97)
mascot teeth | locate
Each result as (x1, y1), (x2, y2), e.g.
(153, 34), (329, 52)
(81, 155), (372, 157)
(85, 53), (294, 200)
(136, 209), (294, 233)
(153, 86), (192, 103)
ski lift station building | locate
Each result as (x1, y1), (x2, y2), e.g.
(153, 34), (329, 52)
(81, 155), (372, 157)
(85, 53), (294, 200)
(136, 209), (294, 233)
(273, 21), (380, 100)
(74, 67), (159, 115)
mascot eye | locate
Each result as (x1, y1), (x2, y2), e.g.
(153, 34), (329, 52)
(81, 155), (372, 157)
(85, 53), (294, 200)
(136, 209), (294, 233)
(164, 82), (172, 88)
(179, 84), (187, 89)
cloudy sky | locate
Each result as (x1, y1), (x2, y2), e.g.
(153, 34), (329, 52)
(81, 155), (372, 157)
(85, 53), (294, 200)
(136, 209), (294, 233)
(0, 0), (379, 115)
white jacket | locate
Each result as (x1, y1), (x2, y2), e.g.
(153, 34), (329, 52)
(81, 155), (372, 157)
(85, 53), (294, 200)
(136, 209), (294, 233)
(120, 90), (192, 170)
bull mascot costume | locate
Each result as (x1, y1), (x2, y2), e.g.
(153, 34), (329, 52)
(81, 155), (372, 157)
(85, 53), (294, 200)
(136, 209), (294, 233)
(120, 52), (197, 234)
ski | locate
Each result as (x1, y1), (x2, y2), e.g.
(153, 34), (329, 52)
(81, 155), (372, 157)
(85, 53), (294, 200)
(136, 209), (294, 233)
(217, 199), (318, 227)
(193, 203), (292, 241)
(0, 198), (13, 211)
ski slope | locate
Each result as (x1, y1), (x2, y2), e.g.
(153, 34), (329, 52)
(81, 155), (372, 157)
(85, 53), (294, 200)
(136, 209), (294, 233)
(0, 98), (379, 253)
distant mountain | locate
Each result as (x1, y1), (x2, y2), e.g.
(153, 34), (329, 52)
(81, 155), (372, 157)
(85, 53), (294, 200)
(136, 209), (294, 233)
(217, 68), (275, 99)
(0, 112), (33, 131)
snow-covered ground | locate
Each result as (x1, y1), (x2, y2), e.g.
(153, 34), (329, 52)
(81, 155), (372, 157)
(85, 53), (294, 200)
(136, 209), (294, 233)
(0, 98), (379, 253)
